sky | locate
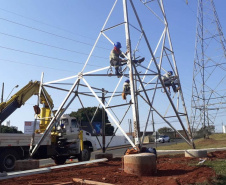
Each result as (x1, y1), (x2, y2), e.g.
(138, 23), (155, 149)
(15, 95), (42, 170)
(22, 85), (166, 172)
(0, 0), (225, 135)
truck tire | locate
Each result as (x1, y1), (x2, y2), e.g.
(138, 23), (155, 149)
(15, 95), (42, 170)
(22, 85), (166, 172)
(0, 149), (18, 172)
(54, 156), (67, 165)
(78, 145), (90, 162)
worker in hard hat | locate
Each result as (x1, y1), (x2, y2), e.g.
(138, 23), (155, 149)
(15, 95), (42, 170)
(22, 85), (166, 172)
(122, 79), (131, 100)
(161, 71), (180, 93)
(109, 42), (145, 77)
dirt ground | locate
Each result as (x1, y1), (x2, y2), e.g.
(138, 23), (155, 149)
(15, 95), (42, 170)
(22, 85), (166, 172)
(1, 150), (226, 185)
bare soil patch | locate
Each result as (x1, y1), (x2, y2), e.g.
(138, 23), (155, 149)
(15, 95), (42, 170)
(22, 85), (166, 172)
(1, 150), (225, 185)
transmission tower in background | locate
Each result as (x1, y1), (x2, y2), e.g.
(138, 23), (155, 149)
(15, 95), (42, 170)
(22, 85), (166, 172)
(191, 0), (226, 134)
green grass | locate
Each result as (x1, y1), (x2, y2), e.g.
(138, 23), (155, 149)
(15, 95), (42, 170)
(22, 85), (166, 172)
(203, 160), (226, 185)
(156, 133), (226, 150)
(209, 134), (226, 140)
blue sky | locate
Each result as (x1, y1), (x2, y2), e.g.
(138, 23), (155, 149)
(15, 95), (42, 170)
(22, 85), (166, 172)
(0, 0), (225, 134)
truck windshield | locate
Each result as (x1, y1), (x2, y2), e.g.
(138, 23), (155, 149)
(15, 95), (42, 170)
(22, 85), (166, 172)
(71, 119), (77, 128)
(60, 119), (68, 125)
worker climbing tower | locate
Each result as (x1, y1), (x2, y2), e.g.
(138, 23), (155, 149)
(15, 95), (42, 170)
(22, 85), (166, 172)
(31, 0), (195, 156)
(190, 0), (226, 135)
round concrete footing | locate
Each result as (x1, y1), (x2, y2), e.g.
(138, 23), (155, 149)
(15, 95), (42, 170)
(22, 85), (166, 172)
(185, 149), (207, 158)
(95, 153), (113, 160)
(124, 153), (156, 176)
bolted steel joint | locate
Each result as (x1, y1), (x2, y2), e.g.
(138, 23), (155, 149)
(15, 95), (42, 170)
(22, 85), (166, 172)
(78, 72), (83, 79)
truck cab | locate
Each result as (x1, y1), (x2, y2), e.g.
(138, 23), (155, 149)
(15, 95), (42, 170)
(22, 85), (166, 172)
(58, 115), (80, 142)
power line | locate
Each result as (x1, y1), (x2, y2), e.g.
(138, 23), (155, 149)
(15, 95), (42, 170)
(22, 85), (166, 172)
(0, 45), (103, 68)
(0, 58), (77, 73)
(0, 7), (110, 46)
(0, 32), (108, 60)
(0, 17), (110, 51)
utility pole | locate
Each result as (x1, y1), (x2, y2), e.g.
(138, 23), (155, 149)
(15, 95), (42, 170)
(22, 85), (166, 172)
(222, 122), (224, 134)
(151, 112), (157, 149)
(1, 82), (4, 103)
(129, 119), (132, 136)
(102, 88), (106, 153)
(0, 83), (4, 133)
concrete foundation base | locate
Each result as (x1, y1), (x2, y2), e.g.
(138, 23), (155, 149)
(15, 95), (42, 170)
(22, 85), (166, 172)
(185, 149), (207, 158)
(95, 153), (113, 160)
(14, 160), (39, 171)
(124, 153), (156, 176)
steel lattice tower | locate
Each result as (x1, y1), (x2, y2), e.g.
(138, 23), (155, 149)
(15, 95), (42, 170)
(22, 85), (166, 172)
(191, 0), (226, 134)
(30, 0), (195, 156)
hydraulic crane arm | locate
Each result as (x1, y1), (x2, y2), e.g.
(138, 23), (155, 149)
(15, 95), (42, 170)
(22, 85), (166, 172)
(0, 80), (54, 125)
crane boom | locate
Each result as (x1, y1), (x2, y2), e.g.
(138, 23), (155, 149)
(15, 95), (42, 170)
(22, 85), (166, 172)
(0, 80), (53, 125)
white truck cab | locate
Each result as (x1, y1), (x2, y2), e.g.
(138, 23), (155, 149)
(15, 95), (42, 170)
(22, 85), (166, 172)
(58, 115), (80, 141)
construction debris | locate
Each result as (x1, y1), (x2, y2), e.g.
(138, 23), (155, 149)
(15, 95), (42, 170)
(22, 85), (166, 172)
(73, 178), (115, 185)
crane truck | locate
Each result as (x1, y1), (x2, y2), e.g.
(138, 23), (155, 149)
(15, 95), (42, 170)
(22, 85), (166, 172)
(0, 81), (97, 172)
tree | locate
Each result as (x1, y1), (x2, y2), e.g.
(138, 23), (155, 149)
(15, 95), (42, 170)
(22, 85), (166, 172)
(0, 125), (23, 133)
(158, 127), (173, 134)
(70, 107), (114, 136)
(105, 123), (114, 136)
(70, 107), (110, 123)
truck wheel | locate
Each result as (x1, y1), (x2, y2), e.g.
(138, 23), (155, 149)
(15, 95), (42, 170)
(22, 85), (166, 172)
(54, 157), (67, 165)
(78, 145), (90, 162)
(0, 150), (18, 172)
